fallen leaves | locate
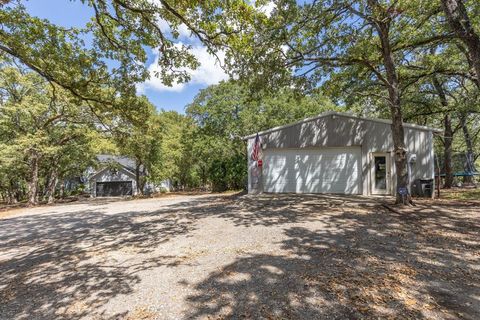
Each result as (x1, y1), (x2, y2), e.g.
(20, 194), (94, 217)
(123, 305), (159, 320)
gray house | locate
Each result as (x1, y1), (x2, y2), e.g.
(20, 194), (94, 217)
(244, 111), (441, 196)
(87, 155), (171, 197)
(87, 155), (138, 197)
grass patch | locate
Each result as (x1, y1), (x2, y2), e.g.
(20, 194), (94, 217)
(441, 187), (480, 200)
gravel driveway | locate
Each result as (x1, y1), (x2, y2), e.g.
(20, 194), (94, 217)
(0, 193), (478, 320)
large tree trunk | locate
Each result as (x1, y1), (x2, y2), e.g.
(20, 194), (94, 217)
(6, 190), (17, 205)
(45, 166), (59, 204)
(59, 181), (65, 198)
(376, 20), (409, 204)
(27, 150), (39, 206)
(443, 114), (454, 188)
(441, 0), (480, 88)
(432, 77), (454, 188)
(460, 113), (475, 183)
(6, 179), (18, 204)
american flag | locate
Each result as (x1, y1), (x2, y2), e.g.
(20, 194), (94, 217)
(251, 133), (261, 161)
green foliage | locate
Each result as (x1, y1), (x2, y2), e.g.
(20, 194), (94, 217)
(0, 0), (260, 106)
(0, 60), (100, 204)
(186, 80), (337, 136)
(115, 97), (163, 193)
(154, 110), (197, 188)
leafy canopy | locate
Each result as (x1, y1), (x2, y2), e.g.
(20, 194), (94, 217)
(0, 0), (263, 110)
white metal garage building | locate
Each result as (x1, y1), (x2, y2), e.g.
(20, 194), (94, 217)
(244, 111), (441, 196)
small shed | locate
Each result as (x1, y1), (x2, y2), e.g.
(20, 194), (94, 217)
(244, 111), (441, 196)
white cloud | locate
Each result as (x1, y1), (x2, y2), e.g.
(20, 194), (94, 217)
(138, 44), (229, 93)
(156, 18), (192, 41)
(147, 0), (195, 42)
(257, 1), (276, 17)
(137, 2), (228, 93)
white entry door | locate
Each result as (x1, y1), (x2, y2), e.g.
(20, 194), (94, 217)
(371, 153), (392, 195)
(262, 147), (362, 194)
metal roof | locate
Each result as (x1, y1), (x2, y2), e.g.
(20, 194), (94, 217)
(242, 111), (443, 140)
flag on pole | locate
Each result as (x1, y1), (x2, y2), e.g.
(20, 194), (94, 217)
(251, 133), (261, 161)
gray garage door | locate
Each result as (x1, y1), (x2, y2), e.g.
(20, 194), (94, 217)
(263, 147), (361, 194)
(96, 181), (133, 197)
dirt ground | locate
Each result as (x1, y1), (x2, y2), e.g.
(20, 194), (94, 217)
(0, 193), (478, 320)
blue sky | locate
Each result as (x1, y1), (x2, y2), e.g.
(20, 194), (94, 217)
(23, 0), (231, 113)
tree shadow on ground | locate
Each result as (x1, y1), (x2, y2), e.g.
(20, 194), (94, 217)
(0, 194), (478, 319)
(0, 193), (366, 320)
(0, 196), (231, 320)
(215, 193), (380, 227)
(185, 198), (480, 319)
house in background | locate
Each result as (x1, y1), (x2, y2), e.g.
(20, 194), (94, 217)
(86, 155), (171, 197)
(244, 111), (442, 196)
